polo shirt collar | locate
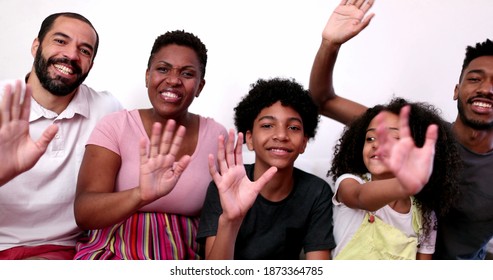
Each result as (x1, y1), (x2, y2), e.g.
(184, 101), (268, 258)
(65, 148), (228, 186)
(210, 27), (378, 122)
(29, 86), (90, 121)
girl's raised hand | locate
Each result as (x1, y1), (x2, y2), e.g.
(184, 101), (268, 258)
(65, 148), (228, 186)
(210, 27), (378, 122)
(374, 105), (438, 195)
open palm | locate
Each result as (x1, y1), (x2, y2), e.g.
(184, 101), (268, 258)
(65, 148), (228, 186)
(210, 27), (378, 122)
(375, 105), (437, 195)
(322, 0), (375, 45)
(0, 81), (58, 186)
(208, 129), (277, 220)
(139, 120), (191, 203)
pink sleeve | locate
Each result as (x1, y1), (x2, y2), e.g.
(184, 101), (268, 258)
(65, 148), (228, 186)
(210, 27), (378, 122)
(87, 110), (126, 156)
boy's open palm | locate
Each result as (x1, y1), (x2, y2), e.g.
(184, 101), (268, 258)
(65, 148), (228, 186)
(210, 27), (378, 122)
(209, 129), (277, 221)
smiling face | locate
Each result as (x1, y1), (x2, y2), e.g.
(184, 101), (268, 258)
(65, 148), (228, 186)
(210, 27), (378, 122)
(455, 56), (493, 130)
(32, 16), (97, 96)
(145, 44), (205, 121)
(245, 101), (308, 172)
(362, 111), (400, 180)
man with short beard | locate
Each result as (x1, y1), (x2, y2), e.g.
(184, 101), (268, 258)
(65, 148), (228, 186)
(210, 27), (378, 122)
(432, 39), (493, 259)
(308, 1), (493, 260)
(0, 12), (122, 259)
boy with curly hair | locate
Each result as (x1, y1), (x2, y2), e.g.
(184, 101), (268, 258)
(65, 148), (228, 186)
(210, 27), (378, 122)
(197, 77), (335, 259)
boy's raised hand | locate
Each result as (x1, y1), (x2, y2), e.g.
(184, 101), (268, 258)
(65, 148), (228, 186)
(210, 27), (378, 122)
(322, 0), (375, 45)
(374, 105), (438, 195)
(208, 129), (277, 221)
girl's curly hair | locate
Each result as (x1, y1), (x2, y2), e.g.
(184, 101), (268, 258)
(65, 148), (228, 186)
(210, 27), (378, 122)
(329, 97), (461, 238)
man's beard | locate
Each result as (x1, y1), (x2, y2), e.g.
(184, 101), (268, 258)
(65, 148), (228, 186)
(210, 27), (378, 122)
(34, 47), (89, 96)
(457, 95), (493, 130)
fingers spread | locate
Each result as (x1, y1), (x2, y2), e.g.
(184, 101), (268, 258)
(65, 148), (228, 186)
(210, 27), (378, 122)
(172, 155), (191, 175)
(225, 128), (236, 167)
(252, 166), (278, 193)
(10, 80), (22, 121)
(214, 129), (244, 177)
(398, 105), (412, 139)
(208, 153), (219, 179)
(424, 124), (438, 150)
(139, 136), (149, 165)
(374, 111), (397, 159)
(36, 124), (59, 151)
(353, 0), (366, 8)
(234, 132), (244, 167)
(362, 0), (375, 13)
(1, 84), (13, 127)
(167, 123), (186, 158)
(20, 85), (33, 122)
(216, 134), (228, 173)
(149, 122), (163, 158)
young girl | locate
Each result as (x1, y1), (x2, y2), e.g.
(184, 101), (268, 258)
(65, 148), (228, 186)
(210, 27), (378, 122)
(330, 97), (461, 259)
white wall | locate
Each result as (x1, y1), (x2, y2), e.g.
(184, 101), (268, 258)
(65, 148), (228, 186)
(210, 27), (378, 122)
(1, 0), (492, 183)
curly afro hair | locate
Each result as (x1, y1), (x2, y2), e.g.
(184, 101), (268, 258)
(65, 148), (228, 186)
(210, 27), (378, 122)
(329, 97), (462, 238)
(234, 77), (320, 139)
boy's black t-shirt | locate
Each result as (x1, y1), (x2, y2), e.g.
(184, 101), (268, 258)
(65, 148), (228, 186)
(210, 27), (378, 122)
(197, 164), (335, 260)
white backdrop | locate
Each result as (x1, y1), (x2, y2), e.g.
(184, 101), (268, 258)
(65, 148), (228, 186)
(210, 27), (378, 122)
(1, 0), (492, 182)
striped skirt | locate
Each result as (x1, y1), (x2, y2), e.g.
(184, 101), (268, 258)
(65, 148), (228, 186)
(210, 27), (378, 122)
(74, 212), (202, 260)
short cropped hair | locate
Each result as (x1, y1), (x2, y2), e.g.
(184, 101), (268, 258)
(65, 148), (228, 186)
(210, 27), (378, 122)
(459, 39), (493, 81)
(37, 12), (99, 61)
(147, 30), (208, 79)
